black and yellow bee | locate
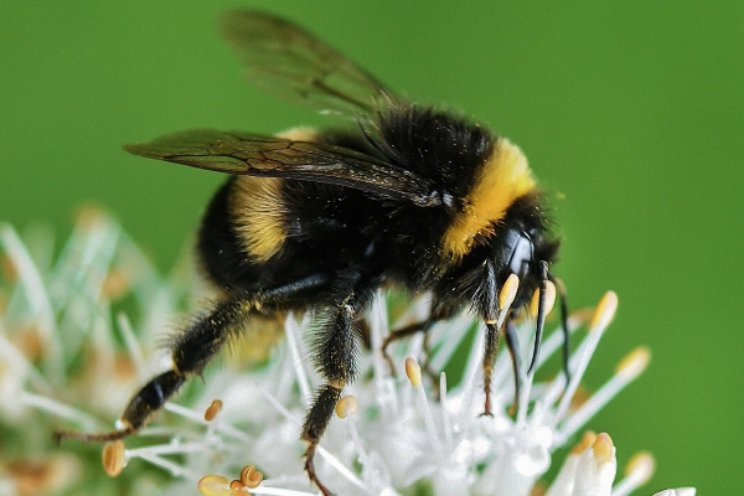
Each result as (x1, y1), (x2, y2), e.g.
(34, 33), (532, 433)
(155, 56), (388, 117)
(57, 10), (570, 495)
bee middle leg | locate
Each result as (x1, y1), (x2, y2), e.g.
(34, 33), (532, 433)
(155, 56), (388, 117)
(301, 282), (372, 496)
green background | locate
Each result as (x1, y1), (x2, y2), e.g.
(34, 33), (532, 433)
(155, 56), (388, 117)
(2, 1), (742, 493)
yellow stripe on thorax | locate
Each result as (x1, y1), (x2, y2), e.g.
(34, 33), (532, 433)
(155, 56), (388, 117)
(442, 138), (536, 259)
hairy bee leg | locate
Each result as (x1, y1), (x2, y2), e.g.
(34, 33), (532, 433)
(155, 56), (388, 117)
(260, 273), (331, 305)
(481, 322), (500, 416)
(303, 385), (342, 496)
(504, 319), (522, 416)
(55, 273), (332, 444)
(55, 297), (256, 443)
(302, 285), (371, 496)
(356, 319), (372, 350)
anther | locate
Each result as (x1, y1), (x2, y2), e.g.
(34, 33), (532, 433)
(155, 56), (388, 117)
(239, 464), (264, 488)
(625, 451), (655, 484)
(229, 480), (246, 494)
(530, 280), (556, 318)
(101, 440), (126, 477)
(498, 273), (520, 312)
(102, 269), (130, 300)
(405, 357), (422, 387)
(197, 474), (231, 496)
(335, 395), (358, 419)
(571, 430), (597, 454)
(616, 347), (651, 380)
(204, 399), (224, 422)
(229, 479), (251, 495)
(1, 255), (18, 282)
(589, 291), (618, 331)
(592, 432), (615, 464)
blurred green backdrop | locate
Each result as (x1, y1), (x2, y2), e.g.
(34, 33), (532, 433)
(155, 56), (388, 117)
(2, 1), (742, 493)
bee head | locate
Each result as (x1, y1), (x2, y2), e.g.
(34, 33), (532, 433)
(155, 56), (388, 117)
(437, 194), (560, 324)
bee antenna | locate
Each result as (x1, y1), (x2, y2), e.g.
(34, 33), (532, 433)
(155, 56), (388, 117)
(53, 426), (135, 445)
(527, 261), (550, 375)
(549, 273), (572, 385)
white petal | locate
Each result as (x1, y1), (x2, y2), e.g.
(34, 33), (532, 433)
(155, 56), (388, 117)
(652, 489), (696, 496)
(545, 453), (580, 496)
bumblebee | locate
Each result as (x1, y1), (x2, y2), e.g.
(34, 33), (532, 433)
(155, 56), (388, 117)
(56, 10), (570, 495)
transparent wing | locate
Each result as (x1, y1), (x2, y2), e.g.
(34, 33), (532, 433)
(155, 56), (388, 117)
(125, 129), (441, 207)
(220, 10), (395, 117)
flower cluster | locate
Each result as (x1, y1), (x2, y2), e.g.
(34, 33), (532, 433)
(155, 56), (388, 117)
(0, 212), (695, 495)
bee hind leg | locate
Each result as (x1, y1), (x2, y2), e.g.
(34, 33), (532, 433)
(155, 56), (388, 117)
(54, 296), (259, 444)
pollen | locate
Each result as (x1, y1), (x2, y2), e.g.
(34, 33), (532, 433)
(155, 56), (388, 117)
(590, 291), (618, 331)
(204, 399), (224, 422)
(405, 357), (422, 387)
(335, 395), (358, 419)
(197, 474), (231, 496)
(101, 440), (126, 477)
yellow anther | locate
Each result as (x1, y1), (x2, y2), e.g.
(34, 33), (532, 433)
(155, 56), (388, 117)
(615, 346), (651, 379)
(102, 268), (130, 300)
(101, 440), (126, 477)
(529, 280), (556, 318)
(335, 395), (358, 419)
(204, 399), (224, 422)
(74, 204), (107, 230)
(589, 291), (618, 331)
(592, 432), (615, 464)
(569, 384), (592, 412)
(625, 451), (656, 483)
(571, 430), (597, 454)
(1, 255), (18, 282)
(239, 464), (264, 489)
(197, 474), (231, 496)
(405, 357), (422, 387)
(230, 479), (250, 495)
(498, 274), (520, 312)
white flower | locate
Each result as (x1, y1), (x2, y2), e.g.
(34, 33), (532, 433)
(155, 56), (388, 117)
(0, 213), (696, 496)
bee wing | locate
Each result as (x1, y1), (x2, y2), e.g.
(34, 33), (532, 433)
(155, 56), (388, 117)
(125, 129), (440, 207)
(220, 10), (394, 118)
